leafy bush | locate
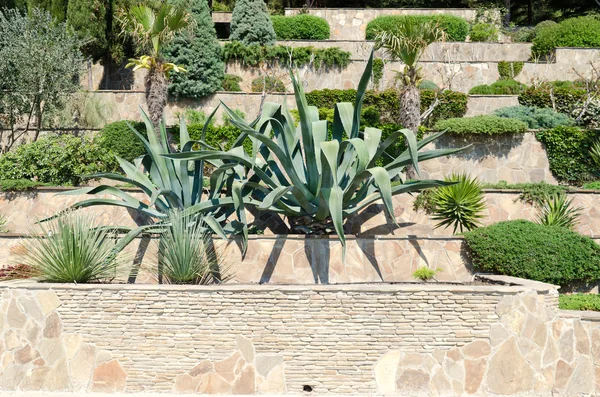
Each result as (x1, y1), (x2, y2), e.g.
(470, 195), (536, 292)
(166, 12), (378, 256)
(559, 294), (600, 311)
(482, 181), (570, 205)
(222, 41), (351, 69)
(365, 14), (470, 42)
(230, 0), (276, 45)
(469, 79), (527, 95)
(464, 220), (600, 286)
(434, 115), (528, 135)
(222, 74), (243, 91)
(535, 126), (600, 183)
(181, 124), (253, 155)
(22, 212), (124, 283)
(0, 179), (48, 191)
(497, 61), (524, 80)
(174, 109), (212, 126)
(518, 85), (587, 115)
(372, 58), (384, 87)
(506, 26), (535, 43)
(0, 134), (109, 186)
(470, 23), (498, 42)
(430, 173), (486, 233)
(532, 16), (600, 59)
(96, 120), (147, 171)
(536, 193), (582, 229)
(164, 0), (224, 99)
(251, 76), (286, 92)
(494, 105), (573, 129)
(271, 14), (330, 40)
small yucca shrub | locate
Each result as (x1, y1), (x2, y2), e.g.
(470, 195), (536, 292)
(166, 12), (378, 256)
(431, 173), (486, 233)
(22, 212), (123, 283)
(536, 193), (582, 230)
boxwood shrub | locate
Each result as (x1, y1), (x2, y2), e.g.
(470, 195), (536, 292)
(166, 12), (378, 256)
(494, 105), (573, 129)
(532, 16), (600, 59)
(434, 115), (528, 135)
(271, 15), (330, 40)
(559, 294), (600, 311)
(464, 220), (600, 287)
(469, 79), (527, 95)
(469, 23), (498, 42)
(365, 14), (469, 42)
(518, 85), (587, 115)
(96, 120), (147, 169)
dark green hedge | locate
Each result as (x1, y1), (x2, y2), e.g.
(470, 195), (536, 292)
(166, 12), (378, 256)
(271, 15), (330, 40)
(96, 120), (147, 171)
(434, 115), (528, 135)
(469, 79), (527, 95)
(464, 220), (600, 287)
(304, 88), (467, 127)
(559, 294), (600, 311)
(535, 126), (600, 183)
(532, 16), (600, 59)
(365, 14), (469, 41)
(518, 85), (587, 115)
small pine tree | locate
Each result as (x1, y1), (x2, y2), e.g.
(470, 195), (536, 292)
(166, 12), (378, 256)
(164, 0), (224, 99)
(230, 0), (276, 46)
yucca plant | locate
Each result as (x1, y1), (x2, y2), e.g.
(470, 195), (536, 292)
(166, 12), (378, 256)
(21, 212), (124, 283)
(431, 173), (486, 233)
(157, 210), (228, 285)
(536, 193), (582, 229)
(165, 52), (465, 250)
(55, 109), (252, 252)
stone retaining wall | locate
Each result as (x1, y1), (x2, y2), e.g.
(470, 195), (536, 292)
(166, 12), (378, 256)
(1, 281), (598, 395)
(464, 94), (519, 116)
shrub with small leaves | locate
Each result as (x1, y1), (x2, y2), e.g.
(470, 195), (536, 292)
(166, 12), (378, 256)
(497, 61), (524, 80)
(271, 14), (330, 40)
(470, 23), (498, 42)
(559, 294), (600, 311)
(251, 76), (286, 93)
(494, 105), (573, 129)
(434, 115), (528, 135)
(366, 14), (469, 41)
(418, 80), (439, 91)
(96, 120), (147, 171)
(532, 16), (600, 59)
(412, 266), (442, 281)
(469, 79), (527, 95)
(222, 74), (243, 91)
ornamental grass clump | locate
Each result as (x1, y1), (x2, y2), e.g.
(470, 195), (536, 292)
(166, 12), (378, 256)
(21, 212), (124, 283)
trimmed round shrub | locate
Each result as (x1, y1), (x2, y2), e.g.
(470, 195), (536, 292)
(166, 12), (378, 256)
(271, 15), (330, 40)
(469, 79), (527, 95)
(96, 120), (147, 170)
(494, 105), (573, 129)
(464, 220), (600, 286)
(251, 76), (286, 93)
(434, 115), (528, 135)
(365, 14), (469, 42)
(532, 16), (600, 59)
(497, 61), (524, 80)
(469, 23), (498, 42)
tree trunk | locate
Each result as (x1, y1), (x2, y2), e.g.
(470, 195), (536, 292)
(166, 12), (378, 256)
(145, 65), (168, 132)
(399, 85), (421, 180)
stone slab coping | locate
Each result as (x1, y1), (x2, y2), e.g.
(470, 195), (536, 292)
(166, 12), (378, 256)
(285, 7), (478, 10)
(559, 309), (600, 322)
(474, 274), (560, 291)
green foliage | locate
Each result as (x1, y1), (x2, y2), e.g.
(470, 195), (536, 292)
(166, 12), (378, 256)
(0, 8), (83, 146)
(182, 123), (252, 154)
(158, 211), (227, 284)
(222, 41), (351, 69)
(251, 76), (286, 93)
(535, 126), (600, 183)
(164, 0), (224, 99)
(230, 0), (276, 46)
(271, 14), (330, 40)
(487, 181), (570, 205)
(497, 61), (524, 80)
(418, 80), (439, 91)
(372, 58), (384, 88)
(222, 74), (243, 91)
(518, 85), (587, 115)
(0, 179), (48, 191)
(465, 220), (600, 286)
(536, 193), (582, 229)
(469, 79), (527, 95)
(175, 109), (212, 126)
(429, 173), (486, 233)
(559, 294), (600, 311)
(96, 120), (147, 172)
(434, 115), (528, 135)
(532, 16), (600, 59)
(582, 181), (600, 190)
(304, 88), (467, 127)
(366, 14), (469, 42)
(412, 266), (441, 281)
(0, 134), (109, 186)
(66, 0), (109, 61)
(494, 105), (573, 129)
(505, 27), (535, 43)
(44, 92), (115, 130)
(469, 23), (498, 42)
(21, 212), (124, 283)
(167, 54), (463, 249)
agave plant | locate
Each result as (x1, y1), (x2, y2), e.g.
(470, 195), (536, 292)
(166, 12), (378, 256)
(22, 212), (124, 283)
(430, 173), (486, 233)
(536, 193), (582, 229)
(55, 110), (251, 252)
(165, 52), (465, 249)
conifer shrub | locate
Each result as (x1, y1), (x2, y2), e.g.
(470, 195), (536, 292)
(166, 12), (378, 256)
(230, 0), (276, 45)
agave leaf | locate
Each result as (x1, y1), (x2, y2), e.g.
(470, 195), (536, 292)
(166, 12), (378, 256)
(351, 50), (374, 139)
(333, 103), (354, 142)
(322, 187), (345, 252)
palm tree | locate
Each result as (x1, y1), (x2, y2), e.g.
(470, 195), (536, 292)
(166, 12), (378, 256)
(119, 4), (189, 129)
(375, 19), (444, 179)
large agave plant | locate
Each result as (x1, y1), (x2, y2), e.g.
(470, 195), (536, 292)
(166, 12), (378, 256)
(54, 110), (250, 251)
(166, 52), (465, 248)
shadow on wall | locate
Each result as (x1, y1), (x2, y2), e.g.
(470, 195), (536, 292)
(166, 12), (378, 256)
(98, 61), (136, 91)
(430, 132), (526, 161)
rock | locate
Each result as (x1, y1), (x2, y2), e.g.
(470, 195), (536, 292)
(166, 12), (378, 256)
(189, 360), (214, 377)
(43, 358), (69, 391)
(43, 312), (61, 339)
(7, 299), (26, 329)
(574, 321), (590, 355)
(18, 297), (43, 321)
(20, 367), (50, 391)
(259, 364), (285, 394)
(214, 352), (242, 383)
(24, 320), (41, 345)
(374, 351), (400, 394)
(486, 338), (534, 395)
(232, 365), (255, 394)
(490, 324), (510, 347)
(0, 366), (27, 389)
(4, 329), (23, 350)
(37, 338), (65, 365)
(395, 369), (430, 393)
(36, 290), (61, 316)
(255, 354), (284, 378)
(429, 367), (452, 396)
(465, 358), (486, 394)
(462, 340), (491, 359)
(553, 359), (573, 392)
(565, 356), (594, 395)
(91, 359), (127, 392)
(70, 344), (97, 391)
(236, 335), (255, 364)
(174, 373), (200, 394)
(198, 373), (232, 394)
(558, 329), (575, 363)
(63, 333), (83, 360)
(593, 329), (600, 365)
(14, 344), (39, 364)
(502, 310), (525, 335)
